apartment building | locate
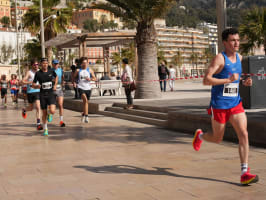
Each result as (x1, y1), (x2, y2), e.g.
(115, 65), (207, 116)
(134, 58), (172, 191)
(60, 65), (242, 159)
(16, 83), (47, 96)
(156, 25), (209, 77)
(197, 22), (218, 55)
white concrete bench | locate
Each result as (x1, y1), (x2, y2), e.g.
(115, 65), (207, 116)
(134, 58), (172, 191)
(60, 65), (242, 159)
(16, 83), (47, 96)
(98, 80), (122, 96)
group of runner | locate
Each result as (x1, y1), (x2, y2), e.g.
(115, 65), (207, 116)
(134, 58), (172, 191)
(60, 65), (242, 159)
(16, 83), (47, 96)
(20, 56), (95, 136)
(0, 73), (21, 107)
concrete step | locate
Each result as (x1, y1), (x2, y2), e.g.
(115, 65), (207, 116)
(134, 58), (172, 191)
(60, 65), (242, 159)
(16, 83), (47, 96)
(99, 111), (167, 127)
(105, 106), (168, 120)
(112, 103), (168, 113)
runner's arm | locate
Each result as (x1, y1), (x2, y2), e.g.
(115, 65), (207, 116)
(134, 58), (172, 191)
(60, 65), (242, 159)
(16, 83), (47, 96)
(32, 73), (41, 89)
(53, 71), (58, 91)
(89, 68), (96, 81)
(203, 53), (239, 86)
(22, 71), (31, 84)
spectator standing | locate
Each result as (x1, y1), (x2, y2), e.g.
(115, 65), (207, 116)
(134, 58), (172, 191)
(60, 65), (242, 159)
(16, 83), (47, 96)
(121, 58), (134, 109)
(168, 65), (176, 92)
(158, 60), (169, 92)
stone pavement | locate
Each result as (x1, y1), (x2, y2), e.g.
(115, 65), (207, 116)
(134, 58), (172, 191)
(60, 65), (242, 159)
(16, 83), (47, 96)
(0, 100), (265, 199)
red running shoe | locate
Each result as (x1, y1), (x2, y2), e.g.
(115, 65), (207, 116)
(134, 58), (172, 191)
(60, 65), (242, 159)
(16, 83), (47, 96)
(60, 121), (66, 127)
(241, 168), (259, 185)
(37, 124), (43, 131)
(193, 129), (203, 151)
(22, 109), (27, 119)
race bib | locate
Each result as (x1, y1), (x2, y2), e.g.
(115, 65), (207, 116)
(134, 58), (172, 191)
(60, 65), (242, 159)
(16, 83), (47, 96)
(223, 83), (238, 97)
(2, 83), (7, 88)
(42, 82), (52, 90)
(80, 75), (88, 81)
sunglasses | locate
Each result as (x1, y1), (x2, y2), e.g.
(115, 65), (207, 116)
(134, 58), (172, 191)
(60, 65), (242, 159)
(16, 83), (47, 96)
(33, 64), (39, 66)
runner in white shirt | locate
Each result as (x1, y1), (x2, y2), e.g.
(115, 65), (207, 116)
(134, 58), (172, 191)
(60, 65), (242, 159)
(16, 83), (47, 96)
(74, 57), (96, 123)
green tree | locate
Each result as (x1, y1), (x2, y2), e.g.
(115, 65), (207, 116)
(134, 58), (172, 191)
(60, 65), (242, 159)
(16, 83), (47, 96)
(0, 16), (10, 28)
(23, 38), (42, 60)
(83, 18), (99, 32)
(0, 44), (14, 63)
(239, 7), (266, 55)
(23, 0), (72, 63)
(93, 0), (176, 99)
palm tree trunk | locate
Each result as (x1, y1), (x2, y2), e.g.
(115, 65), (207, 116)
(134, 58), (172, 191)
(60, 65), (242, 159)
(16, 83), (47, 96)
(47, 46), (53, 65)
(134, 22), (162, 99)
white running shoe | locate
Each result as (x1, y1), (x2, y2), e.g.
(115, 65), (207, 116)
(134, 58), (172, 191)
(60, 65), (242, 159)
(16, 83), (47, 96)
(85, 116), (89, 123)
(81, 116), (85, 123)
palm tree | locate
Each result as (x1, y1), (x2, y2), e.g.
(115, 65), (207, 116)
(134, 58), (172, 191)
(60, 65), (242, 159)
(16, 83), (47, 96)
(92, 0), (176, 99)
(171, 51), (183, 77)
(239, 7), (266, 55)
(23, 0), (72, 63)
(190, 53), (199, 76)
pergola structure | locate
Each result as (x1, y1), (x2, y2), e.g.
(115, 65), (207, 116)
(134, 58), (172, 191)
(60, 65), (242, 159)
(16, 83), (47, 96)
(45, 31), (136, 73)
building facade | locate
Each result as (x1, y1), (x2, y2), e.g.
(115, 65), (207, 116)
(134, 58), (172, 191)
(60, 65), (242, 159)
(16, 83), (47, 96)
(72, 8), (123, 29)
(10, 6), (29, 28)
(0, 0), (11, 24)
(156, 25), (209, 77)
(0, 30), (35, 64)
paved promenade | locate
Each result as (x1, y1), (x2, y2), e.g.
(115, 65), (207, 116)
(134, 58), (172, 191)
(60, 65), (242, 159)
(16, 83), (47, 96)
(0, 97), (265, 199)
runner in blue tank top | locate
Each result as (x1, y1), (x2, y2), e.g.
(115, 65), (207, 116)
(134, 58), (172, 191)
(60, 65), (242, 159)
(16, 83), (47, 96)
(52, 59), (66, 127)
(192, 28), (258, 185)
(21, 58), (43, 131)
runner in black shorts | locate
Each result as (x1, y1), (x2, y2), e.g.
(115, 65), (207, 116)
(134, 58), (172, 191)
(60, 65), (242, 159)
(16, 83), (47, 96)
(1, 74), (8, 107)
(32, 58), (58, 136)
(21, 58), (43, 130)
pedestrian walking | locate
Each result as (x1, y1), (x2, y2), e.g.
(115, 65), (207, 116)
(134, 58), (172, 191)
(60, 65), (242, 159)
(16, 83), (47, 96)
(192, 28), (258, 185)
(168, 65), (176, 91)
(158, 60), (169, 92)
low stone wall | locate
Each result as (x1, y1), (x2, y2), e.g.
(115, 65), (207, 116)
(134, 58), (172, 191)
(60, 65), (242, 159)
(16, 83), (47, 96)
(168, 110), (266, 147)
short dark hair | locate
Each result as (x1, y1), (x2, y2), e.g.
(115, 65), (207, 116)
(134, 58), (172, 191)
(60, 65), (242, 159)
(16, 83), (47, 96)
(79, 57), (88, 64)
(31, 58), (38, 66)
(75, 58), (79, 64)
(71, 65), (76, 71)
(122, 58), (128, 64)
(222, 28), (239, 41)
(40, 57), (48, 63)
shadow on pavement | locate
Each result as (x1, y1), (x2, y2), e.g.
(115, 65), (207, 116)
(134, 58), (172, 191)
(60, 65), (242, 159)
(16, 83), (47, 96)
(46, 125), (191, 144)
(74, 164), (241, 186)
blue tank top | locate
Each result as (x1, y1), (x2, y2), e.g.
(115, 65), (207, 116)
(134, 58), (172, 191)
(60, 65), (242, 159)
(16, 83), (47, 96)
(54, 68), (63, 84)
(210, 52), (242, 109)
